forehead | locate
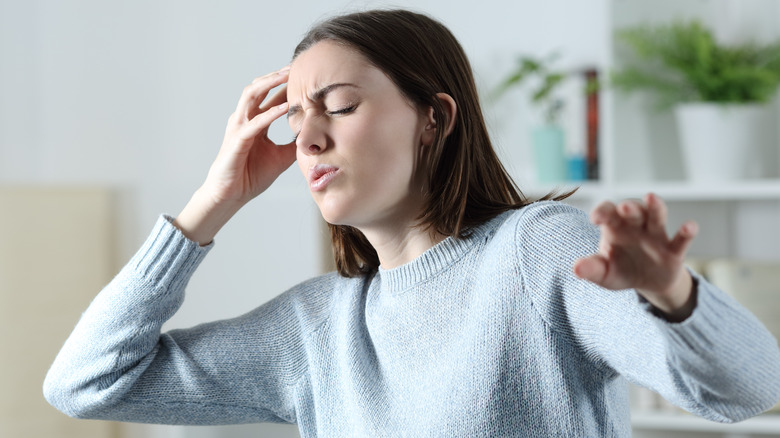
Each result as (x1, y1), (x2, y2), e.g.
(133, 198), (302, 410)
(287, 41), (377, 100)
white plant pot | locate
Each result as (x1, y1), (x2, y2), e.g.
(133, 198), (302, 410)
(675, 103), (772, 182)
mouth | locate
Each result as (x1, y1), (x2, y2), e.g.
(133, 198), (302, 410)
(308, 164), (340, 192)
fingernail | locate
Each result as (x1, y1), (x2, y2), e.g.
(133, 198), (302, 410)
(278, 102), (289, 111)
(278, 65), (291, 73)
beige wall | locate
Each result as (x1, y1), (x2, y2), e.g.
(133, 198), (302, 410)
(0, 187), (117, 438)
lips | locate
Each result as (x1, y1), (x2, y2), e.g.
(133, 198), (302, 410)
(308, 164), (340, 192)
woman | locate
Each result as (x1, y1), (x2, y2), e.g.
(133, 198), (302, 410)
(44, 9), (780, 437)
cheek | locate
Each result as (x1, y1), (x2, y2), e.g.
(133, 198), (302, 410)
(353, 134), (419, 191)
(296, 149), (308, 175)
(370, 115), (420, 168)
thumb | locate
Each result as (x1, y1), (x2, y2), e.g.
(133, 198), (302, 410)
(272, 141), (298, 173)
(573, 255), (609, 285)
(279, 141), (297, 164)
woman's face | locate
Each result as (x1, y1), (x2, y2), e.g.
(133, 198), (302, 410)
(287, 41), (430, 230)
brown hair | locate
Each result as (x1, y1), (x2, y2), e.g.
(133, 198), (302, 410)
(294, 9), (574, 277)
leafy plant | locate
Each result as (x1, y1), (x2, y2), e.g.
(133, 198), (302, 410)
(612, 20), (780, 108)
(494, 54), (598, 124)
(494, 54), (567, 124)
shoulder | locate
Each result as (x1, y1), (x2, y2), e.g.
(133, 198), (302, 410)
(266, 271), (369, 336)
(465, 201), (596, 265)
(497, 201), (603, 317)
(488, 201), (597, 251)
(508, 200), (599, 270)
(464, 201), (598, 291)
(501, 202), (616, 353)
(511, 200), (592, 233)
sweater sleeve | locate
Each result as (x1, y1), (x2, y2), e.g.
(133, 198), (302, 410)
(516, 201), (780, 423)
(42, 216), (324, 425)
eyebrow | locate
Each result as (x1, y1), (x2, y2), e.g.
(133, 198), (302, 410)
(287, 83), (360, 118)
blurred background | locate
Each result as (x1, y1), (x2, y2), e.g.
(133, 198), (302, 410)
(2, 0), (780, 437)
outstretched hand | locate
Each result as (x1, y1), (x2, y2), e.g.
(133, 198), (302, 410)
(573, 193), (699, 322)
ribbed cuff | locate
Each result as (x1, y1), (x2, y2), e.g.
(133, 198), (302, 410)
(639, 269), (771, 356)
(128, 215), (213, 293)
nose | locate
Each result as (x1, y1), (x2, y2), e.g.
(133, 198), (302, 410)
(295, 114), (327, 156)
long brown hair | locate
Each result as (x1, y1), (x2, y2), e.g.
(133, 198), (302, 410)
(294, 9), (574, 277)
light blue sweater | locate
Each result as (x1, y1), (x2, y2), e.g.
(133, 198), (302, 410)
(44, 201), (780, 437)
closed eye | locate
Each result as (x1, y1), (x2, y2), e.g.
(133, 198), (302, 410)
(327, 105), (356, 116)
(292, 104), (356, 141)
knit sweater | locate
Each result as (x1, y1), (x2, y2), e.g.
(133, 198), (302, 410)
(44, 201), (780, 437)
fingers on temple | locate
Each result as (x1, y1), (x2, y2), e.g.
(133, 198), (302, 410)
(258, 85), (289, 113)
(237, 69), (290, 120)
(242, 102), (289, 139)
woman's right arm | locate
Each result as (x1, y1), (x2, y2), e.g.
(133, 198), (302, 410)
(43, 215), (315, 424)
(43, 67), (302, 423)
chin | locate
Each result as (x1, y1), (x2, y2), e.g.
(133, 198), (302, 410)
(315, 204), (350, 227)
(314, 196), (359, 227)
(318, 209), (370, 231)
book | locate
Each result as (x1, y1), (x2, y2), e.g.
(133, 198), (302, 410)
(584, 68), (599, 180)
(558, 68), (599, 182)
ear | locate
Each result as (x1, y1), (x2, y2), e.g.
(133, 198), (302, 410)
(421, 93), (458, 146)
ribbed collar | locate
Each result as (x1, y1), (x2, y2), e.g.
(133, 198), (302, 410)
(377, 210), (514, 294)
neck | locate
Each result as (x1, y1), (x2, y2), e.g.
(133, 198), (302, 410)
(359, 220), (446, 270)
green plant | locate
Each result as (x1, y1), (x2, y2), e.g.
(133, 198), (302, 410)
(612, 20), (780, 108)
(494, 54), (567, 124)
(494, 54), (598, 124)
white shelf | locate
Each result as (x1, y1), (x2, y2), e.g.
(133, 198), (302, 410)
(632, 412), (780, 435)
(522, 181), (605, 201)
(523, 180), (780, 203)
(612, 180), (780, 202)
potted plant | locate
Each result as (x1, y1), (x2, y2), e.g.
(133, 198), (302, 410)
(494, 53), (599, 183)
(494, 54), (594, 183)
(612, 20), (780, 181)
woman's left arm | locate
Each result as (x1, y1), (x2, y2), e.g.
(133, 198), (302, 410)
(571, 193), (780, 420)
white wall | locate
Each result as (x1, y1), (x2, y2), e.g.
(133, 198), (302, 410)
(0, 1), (609, 437)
